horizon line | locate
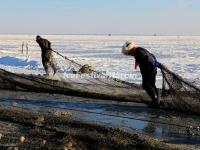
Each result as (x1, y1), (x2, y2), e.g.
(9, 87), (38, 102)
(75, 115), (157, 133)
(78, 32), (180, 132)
(0, 33), (200, 36)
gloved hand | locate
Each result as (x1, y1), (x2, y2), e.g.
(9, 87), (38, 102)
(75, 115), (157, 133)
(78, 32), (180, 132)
(152, 60), (161, 68)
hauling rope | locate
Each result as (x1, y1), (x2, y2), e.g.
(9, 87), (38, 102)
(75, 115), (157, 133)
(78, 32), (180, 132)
(51, 49), (139, 88)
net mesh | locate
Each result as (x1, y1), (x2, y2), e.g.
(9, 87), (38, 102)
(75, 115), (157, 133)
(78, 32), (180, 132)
(52, 51), (200, 113)
(53, 51), (200, 114)
(160, 64), (200, 113)
(52, 50), (139, 89)
(0, 49), (199, 114)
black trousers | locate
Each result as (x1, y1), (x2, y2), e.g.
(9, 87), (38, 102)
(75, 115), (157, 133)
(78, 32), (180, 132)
(141, 67), (158, 102)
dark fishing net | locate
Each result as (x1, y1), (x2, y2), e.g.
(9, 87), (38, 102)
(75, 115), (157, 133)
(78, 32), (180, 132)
(160, 64), (200, 113)
(1, 49), (199, 114)
(52, 50), (139, 88)
(52, 51), (200, 114)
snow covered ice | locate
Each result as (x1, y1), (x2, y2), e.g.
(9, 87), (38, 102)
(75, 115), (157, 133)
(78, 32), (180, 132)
(0, 34), (199, 88)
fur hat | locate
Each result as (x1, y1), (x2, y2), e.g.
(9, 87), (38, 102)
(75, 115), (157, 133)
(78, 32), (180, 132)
(122, 41), (136, 55)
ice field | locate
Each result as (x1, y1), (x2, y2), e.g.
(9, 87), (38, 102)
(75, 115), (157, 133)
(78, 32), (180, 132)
(0, 35), (199, 87)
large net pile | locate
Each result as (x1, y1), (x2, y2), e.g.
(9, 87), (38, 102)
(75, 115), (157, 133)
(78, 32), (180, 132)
(53, 51), (200, 114)
(160, 64), (200, 113)
(0, 50), (147, 105)
(0, 49), (200, 114)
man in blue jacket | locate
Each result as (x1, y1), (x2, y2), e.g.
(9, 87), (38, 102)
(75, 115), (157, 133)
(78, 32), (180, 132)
(122, 41), (161, 107)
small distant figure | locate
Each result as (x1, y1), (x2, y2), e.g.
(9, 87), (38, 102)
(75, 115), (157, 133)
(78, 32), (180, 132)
(22, 41), (24, 53)
(122, 41), (161, 108)
(22, 41), (29, 57)
(108, 34), (111, 36)
(36, 35), (57, 76)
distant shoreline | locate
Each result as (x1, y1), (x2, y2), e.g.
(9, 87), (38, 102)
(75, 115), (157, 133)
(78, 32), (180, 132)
(0, 33), (200, 37)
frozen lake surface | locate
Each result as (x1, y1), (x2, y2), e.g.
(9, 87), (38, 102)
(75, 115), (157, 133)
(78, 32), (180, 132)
(0, 35), (200, 146)
(0, 35), (199, 87)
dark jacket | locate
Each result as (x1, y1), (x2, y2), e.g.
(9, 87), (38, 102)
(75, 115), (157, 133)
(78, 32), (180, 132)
(36, 38), (52, 52)
(134, 47), (156, 74)
(36, 37), (52, 62)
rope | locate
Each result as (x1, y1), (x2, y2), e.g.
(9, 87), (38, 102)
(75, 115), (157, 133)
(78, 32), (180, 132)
(52, 49), (82, 67)
(52, 49), (139, 88)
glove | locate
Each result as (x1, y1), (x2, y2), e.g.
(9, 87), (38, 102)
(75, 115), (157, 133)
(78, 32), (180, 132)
(152, 60), (161, 68)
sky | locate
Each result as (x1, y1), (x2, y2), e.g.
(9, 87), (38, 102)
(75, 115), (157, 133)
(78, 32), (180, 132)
(0, 0), (199, 35)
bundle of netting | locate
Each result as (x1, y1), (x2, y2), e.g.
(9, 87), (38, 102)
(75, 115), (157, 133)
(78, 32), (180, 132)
(52, 50), (200, 114)
(160, 64), (200, 114)
(52, 50), (138, 88)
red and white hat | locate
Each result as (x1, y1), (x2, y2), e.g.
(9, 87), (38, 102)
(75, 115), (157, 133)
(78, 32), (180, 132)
(122, 41), (136, 55)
